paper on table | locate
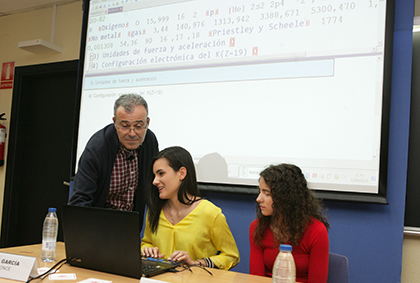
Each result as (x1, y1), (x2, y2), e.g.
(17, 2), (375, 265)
(77, 278), (112, 283)
(49, 273), (77, 280)
(140, 277), (170, 283)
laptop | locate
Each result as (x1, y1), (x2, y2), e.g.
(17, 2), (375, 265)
(61, 205), (178, 279)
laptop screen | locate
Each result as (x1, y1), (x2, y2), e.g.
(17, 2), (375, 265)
(61, 205), (142, 279)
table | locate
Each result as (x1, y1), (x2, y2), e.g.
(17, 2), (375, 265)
(0, 242), (272, 283)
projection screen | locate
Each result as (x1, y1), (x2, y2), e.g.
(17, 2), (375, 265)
(73, 0), (394, 202)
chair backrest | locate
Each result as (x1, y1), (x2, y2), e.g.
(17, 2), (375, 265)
(327, 252), (349, 283)
(68, 180), (74, 201)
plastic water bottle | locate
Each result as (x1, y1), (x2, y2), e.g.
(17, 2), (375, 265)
(272, 244), (296, 283)
(40, 207), (58, 262)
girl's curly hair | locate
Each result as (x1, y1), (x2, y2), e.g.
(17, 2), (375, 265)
(253, 164), (329, 246)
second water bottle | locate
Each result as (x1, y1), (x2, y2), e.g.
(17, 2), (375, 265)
(272, 244), (296, 283)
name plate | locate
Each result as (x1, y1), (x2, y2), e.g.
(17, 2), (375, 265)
(0, 252), (38, 281)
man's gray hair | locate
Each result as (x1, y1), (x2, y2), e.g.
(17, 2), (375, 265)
(114, 94), (148, 117)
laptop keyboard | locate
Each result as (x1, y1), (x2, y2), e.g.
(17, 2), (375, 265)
(142, 257), (179, 277)
(143, 263), (161, 275)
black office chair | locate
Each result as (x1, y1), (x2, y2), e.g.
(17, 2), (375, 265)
(327, 252), (349, 283)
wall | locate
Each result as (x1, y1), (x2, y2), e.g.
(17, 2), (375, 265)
(0, 1), (418, 282)
(402, 235), (420, 282)
(402, 2), (420, 283)
(0, 1), (83, 230)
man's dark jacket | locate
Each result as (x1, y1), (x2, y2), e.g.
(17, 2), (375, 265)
(68, 123), (158, 228)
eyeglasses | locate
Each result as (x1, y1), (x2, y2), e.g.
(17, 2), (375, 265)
(115, 120), (148, 133)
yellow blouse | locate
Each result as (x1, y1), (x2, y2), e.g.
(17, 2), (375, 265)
(141, 200), (240, 270)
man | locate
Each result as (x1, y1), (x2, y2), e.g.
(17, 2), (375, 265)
(69, 94), (158, 228)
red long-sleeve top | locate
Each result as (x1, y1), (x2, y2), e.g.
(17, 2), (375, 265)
(249, 218), (329, 283)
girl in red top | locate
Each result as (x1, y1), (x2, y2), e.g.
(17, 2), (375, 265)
(249, 164), (330, 283)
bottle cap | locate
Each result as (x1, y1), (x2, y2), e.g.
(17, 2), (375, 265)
(48, 208), (57, 212)
(280, 244), (292, 252)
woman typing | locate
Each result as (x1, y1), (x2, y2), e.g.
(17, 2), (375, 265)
(141, 146), (240, 270)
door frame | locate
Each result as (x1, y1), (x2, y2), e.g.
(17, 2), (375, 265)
(0, 60), (79, 247)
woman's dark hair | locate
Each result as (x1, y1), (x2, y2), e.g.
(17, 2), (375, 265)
(146, 146), (200, 233)
(253, 163), (329, 246)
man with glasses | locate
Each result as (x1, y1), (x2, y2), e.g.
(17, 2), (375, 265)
(69, 94), (158, 228)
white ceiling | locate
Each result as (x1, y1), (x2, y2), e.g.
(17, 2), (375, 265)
(0, 0), (81, 17)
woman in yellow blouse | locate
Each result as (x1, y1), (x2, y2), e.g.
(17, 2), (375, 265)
(141, 146), (240, 270)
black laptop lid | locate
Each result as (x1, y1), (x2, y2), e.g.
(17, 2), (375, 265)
(61, 205), (142, 279)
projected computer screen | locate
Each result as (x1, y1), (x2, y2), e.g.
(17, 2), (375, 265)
(75, 0), (393, 200)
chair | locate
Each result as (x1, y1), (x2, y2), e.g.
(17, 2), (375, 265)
(327, 252), (349, 283)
